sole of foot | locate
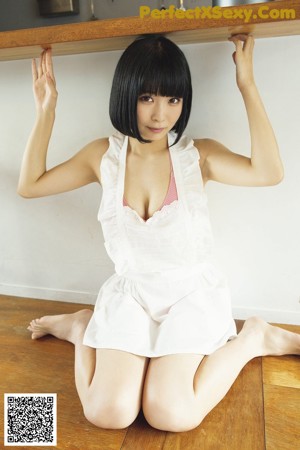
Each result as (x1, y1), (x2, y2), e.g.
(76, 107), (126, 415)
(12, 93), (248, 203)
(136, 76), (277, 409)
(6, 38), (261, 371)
(27, 309), (93, 345)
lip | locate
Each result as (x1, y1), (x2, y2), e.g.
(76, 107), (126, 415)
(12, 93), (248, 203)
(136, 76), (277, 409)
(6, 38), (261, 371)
(147, 127), (165, 133)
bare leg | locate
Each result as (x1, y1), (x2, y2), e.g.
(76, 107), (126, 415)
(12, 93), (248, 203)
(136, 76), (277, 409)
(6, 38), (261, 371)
(28, 311), (149, 429)
(143, 317), (300, 432)
(192, 317), (300, 418)
(28, 310), (96, 403)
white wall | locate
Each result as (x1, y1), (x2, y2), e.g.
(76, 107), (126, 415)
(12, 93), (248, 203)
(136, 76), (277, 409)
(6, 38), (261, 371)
(0, 35), (299, 324)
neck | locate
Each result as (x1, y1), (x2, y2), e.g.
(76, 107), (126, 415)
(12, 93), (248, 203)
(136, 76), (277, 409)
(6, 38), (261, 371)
(128, 135), (169, 159)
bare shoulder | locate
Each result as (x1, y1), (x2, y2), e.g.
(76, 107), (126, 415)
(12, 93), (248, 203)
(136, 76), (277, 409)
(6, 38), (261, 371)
(80, 137), (110, 184)
(87, 137), (109, 154)
(193, 138), (218, 169)
(193, 138), (234, 184)
(193, 138), (224, 157)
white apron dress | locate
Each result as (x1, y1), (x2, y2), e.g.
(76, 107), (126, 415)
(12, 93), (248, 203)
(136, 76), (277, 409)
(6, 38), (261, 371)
(83, 131), (237, 357)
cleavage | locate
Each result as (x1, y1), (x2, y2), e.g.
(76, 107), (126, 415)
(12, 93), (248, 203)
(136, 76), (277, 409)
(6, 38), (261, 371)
(123, 151), (171, 221)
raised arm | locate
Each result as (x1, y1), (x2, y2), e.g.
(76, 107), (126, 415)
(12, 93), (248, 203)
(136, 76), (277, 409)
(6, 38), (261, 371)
(18, 49), (108, 198)
(197, 35), (284, 187)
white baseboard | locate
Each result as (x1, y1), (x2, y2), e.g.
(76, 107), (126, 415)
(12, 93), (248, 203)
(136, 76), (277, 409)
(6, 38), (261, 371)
(233, 306), (300, 325)
(1, 283), (299, 325)
(0, 283), (97, 305)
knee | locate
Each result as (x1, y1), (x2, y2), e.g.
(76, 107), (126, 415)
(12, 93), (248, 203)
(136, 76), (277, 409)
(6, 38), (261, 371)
(143, 395), (202, 433)
(84, 397), (138, 430)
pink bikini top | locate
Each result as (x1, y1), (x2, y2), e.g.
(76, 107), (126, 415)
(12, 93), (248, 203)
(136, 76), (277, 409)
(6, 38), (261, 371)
(123, 153), (178, 210)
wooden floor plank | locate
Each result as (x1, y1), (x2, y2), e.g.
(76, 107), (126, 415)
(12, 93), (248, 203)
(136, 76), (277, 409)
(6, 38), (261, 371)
(1, 295), (300, 450)
(264, 384), (300, 450)
(263, 356), (300, 389)
(163, 358), (265, 450)
(121, 411), (166, 450)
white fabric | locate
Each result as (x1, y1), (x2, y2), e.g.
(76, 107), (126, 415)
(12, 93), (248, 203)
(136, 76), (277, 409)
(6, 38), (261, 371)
(83, 131), (237, 356)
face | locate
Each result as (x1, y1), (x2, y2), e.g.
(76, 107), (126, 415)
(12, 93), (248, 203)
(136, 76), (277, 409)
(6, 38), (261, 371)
(136, 94), (183, 141)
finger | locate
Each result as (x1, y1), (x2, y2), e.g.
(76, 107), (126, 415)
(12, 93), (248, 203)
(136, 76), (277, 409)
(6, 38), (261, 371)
(46, 72), (58, 97)
(228, 33), (249, 42)
(38, 51), (44, 78)
(45, 49), (56, 84)
(232, 52), (237, 65)
(243, 34), (254, 53)
(229, 34), (254, 56)
(42, 51), (47, 76)
(233, 39), (243, 55)
(228, 34), (249, 54)
(228, 35), (243, 53)
(32, 59), (38, 82)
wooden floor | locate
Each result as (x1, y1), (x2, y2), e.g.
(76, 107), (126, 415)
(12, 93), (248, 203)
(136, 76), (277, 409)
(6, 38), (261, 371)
(1, 295), (299, 450)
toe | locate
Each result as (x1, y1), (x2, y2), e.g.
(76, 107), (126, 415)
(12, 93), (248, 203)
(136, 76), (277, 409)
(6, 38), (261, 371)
(31, 332), (41, 340)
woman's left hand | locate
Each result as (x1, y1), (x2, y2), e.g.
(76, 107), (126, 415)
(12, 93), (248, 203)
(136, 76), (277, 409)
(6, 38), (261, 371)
(228, 34), (255, 92)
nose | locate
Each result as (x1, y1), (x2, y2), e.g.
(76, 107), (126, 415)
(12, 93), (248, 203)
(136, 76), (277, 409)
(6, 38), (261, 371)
(151, 100), (165, 123)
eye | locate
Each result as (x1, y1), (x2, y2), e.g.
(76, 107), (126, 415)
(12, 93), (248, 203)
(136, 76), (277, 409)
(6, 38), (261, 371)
(139, 95), (153, 103)
(169, 97), (182, 105)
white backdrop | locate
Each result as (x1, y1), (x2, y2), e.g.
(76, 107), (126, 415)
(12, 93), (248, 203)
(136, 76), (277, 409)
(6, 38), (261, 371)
(0, 35), (299, 324)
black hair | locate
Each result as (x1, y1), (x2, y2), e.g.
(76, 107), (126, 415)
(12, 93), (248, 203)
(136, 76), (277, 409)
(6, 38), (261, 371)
(109, 35), (192, 145)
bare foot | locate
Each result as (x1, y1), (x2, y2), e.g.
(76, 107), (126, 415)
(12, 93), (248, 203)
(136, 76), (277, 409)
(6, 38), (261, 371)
(27, 309), (93, 345)
(240, 316), (300, 357)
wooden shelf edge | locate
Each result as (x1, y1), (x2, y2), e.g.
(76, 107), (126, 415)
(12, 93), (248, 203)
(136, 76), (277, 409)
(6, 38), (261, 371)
(0, 0), (299, 61)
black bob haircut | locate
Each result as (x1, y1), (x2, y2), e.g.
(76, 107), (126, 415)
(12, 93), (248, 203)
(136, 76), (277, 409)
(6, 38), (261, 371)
(109, 35), (192, 146)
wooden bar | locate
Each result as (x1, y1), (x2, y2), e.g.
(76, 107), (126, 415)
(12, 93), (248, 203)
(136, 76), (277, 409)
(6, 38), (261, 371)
(0, 0), (299, 61)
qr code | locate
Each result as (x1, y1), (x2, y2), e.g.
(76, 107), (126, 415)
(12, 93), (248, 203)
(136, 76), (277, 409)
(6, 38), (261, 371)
(4, 394), (57, 446)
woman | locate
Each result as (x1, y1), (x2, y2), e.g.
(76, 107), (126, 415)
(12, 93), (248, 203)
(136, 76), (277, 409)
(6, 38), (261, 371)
(19, 34), (300, 432)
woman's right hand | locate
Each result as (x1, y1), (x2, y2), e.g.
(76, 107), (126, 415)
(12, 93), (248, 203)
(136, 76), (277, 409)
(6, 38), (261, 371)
(32, 49), (58, 113)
